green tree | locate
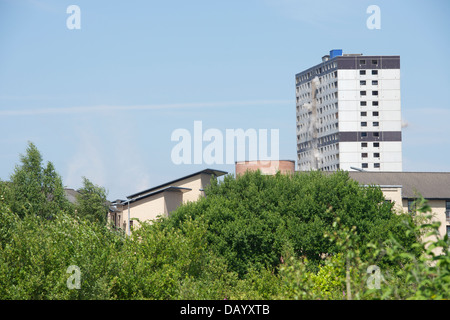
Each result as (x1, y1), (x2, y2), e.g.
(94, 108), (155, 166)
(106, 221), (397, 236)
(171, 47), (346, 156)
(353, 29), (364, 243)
(6, 142), (72, 219)
(0, 205), (122, 299)
(161, 170), (420, 277)
(277, 197), (449, 300)
(75, 177), (109, 225)
(376, 197), (450, 300)
(111, 216), (240, 300)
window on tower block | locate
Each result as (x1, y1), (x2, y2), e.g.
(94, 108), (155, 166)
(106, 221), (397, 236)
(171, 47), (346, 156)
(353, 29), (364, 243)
(360, 70), (366, 75)
(372, 70), (378, 75)
(362, 163), (368, 169)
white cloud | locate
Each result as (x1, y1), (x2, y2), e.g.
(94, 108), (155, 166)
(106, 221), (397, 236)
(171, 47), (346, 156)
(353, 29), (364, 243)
(0, 100), (293, 117)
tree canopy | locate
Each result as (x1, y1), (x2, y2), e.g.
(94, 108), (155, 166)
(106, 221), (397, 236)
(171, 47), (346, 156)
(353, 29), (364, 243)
(161, 170), (418, 276)
(4, 142), (71, 219)
(75, 177), (109, 225)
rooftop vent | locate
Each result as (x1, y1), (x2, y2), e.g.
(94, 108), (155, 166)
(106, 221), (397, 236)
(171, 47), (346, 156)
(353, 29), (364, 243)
(329, 49), (343, 59)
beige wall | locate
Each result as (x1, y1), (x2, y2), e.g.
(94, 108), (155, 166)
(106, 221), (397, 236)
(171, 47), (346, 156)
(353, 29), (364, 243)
(108, 204), (124, 229)
(201, 173), (214, 196)
(125, 193), (166, 232)
(119, 172), (217, 234)
(236, 160), (295, 176)
(425, 200), (448, 243)
(380, 187), (448, 238)
(379, 186), (448, 251)
(165, 191), (183, 217)
(380, 186), (403, 212)
(400, 198), (448, 248)
(169, 173), (208, 203)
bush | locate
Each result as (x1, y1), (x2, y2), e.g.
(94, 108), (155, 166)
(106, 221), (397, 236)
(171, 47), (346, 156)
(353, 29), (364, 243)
(0, 205), (122, 299)
(276, 197), (449, 300)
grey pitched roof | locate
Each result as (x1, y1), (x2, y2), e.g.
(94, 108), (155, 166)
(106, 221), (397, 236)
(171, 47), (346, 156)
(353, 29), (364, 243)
(64, 188), (80, 204)
(124, 186), (192, 204)
(347, 172), (450, 199)
(126, 168), (227, 199)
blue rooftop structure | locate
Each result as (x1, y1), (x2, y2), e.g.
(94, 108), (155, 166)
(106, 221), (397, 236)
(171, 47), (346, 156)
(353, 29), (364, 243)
(329, 49), (343, 59)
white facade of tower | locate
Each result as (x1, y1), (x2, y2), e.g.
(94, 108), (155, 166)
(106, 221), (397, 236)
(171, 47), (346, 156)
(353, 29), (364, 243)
(296, 51), (402, 172)
(338, 68), (402, 171)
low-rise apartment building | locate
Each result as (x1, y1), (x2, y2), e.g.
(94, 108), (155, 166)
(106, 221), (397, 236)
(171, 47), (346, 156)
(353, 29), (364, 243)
(109, 169), (227, 234)
(348, 171), (450, 240)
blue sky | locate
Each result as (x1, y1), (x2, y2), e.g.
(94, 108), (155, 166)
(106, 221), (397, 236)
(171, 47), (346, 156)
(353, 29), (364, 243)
(1, 0), (449, 200)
